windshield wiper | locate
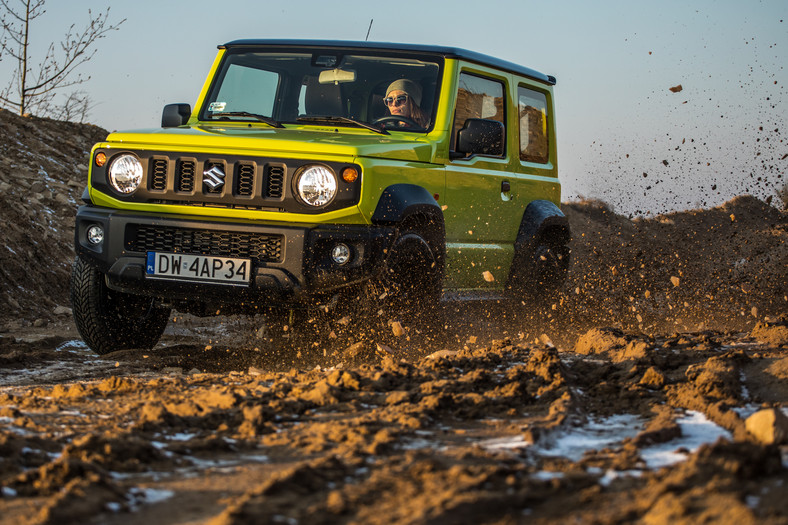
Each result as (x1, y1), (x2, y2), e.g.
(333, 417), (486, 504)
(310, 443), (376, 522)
(297, 116), (389, 135)
(209, 111), (284, 128)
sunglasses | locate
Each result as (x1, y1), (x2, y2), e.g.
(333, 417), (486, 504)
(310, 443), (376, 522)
(384, 94), (409, 107)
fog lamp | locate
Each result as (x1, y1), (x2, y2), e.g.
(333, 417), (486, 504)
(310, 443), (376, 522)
(331, 243), (351, 265)
(86, 224), (104, 245)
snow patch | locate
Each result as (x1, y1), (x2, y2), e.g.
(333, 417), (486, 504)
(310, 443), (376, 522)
(481, 435), (530, 451)
(135, 487), (175, 505)
(477, 410), (734, 474)
(640, 411), (732, 469)
(599, 469), (642, 486)
(535, 414), (643, 461)
(532, 470), (564, 481)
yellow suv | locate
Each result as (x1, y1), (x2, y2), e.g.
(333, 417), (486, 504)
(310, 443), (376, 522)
(71, 40), (570, 354)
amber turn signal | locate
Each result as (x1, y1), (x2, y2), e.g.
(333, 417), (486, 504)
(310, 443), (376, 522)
(341, 167), (358, 183)
(95, 152), (107, 167)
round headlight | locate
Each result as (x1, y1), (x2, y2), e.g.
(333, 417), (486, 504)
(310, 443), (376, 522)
(108, 154), (143, 194)
(296, 165), (337, 207)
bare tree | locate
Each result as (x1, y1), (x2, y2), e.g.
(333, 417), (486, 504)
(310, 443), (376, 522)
(0, 0), (124, 117)
(52, 90), (93, 123)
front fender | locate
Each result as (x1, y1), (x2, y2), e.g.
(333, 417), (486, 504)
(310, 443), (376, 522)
(371, 183), (442, 226)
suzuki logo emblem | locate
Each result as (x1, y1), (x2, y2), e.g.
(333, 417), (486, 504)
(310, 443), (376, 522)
(203, 165), (226, 191)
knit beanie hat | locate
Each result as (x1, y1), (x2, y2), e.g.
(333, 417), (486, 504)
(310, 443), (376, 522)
(386, 79), (422, 105)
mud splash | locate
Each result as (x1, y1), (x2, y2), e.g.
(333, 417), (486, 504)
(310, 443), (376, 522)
(1, 311), (787, 524)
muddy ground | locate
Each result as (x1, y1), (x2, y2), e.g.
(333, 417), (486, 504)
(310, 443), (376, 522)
(0, 111), (787, 524)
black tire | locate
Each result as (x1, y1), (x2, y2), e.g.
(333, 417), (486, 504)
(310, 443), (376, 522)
(70, 256), (171, 355)
(361, 222), (444, 322)
(385, 231), (441, 306)
(507, 241), (570, 307)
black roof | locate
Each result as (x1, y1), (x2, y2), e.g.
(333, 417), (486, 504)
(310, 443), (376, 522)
(220, 39), (556, 86)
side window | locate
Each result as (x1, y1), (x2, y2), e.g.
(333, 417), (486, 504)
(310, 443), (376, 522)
(518, 87), (549, 164)
(452, 72), (505, 154)
(214, 65), (279, 117)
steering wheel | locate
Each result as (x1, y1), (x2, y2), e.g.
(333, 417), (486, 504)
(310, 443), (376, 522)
(373, 115), (420, 128)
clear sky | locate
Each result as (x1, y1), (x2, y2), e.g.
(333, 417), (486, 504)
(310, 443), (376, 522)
(3, 0), (786, 215)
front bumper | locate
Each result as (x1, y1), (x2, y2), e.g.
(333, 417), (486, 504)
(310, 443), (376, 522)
(74, 205), (394, 305)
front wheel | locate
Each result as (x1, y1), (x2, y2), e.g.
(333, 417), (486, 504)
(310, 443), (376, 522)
(507, 241), (570, 308)
(70, 256), (171, 355)
(385, 231), (441, 307)
(359, 226), (443, 322)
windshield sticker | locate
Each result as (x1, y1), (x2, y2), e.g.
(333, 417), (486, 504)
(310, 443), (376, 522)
(208, 102), (227, 112)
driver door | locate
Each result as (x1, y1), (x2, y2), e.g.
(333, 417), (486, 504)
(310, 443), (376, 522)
(443, 69), (520, 289)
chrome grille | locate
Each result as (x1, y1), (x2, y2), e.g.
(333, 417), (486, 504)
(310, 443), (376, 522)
(127, 225), (283, 262)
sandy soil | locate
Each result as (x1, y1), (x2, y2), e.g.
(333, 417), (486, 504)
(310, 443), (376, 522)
(0, 110), (787, 524)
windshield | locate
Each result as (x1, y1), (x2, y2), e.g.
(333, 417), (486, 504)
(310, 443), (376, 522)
(200, 49), (442, 132)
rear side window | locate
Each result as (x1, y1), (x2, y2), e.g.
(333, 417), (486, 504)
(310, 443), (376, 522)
(452, 73), (505, 154)
(518, 87), (549, 163)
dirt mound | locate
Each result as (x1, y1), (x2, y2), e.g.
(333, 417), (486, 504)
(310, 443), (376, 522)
(0, 109), (107, 327)
(560, 195), (787, 333)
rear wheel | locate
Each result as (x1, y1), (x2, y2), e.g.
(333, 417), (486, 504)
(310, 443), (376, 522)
(70, 256), (171, 355)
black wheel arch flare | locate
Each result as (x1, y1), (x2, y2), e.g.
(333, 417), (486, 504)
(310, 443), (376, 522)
(514, 200), (571, 253)
(371, 183), (446, 276)
(371, 183), (443, 226)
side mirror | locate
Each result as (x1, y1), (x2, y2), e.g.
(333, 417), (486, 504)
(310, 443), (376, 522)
(161, 103), (192, 128)
(456, 118), (504, 157)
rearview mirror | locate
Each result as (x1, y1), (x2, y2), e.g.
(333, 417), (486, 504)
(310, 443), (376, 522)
(319, 68), (356, 84)
(456, 118), (504, 157)
(161, 103), (191, 128)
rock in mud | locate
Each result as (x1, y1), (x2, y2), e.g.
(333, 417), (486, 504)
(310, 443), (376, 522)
(752, 317), (788, 346)
(745, 408), (788, 445)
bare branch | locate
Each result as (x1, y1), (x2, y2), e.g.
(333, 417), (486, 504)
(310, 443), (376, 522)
(0, 1), (124, 116)
(0, 93), (21, 109)
(50, 89), (93, 122)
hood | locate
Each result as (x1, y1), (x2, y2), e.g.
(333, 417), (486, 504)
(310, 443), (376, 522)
(104, 125), (437, 163)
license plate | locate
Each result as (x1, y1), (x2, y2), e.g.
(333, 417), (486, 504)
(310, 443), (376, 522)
(146, 252), (250, 286)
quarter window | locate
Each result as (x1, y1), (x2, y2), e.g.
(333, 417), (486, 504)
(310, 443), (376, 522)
(518, 87), (549, 163)
(452, 73), (505, 155)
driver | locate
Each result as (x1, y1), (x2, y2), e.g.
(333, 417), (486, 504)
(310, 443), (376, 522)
(384, 79), (429, 128)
